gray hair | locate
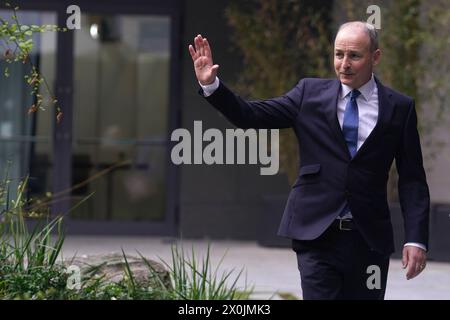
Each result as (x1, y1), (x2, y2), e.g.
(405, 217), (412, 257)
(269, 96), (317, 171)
(336, 21), (379, 52)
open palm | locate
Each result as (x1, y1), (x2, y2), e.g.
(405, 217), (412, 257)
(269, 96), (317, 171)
(189, 34), (219, 85)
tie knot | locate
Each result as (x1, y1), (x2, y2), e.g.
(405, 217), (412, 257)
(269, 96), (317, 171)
(350, 89), (361, 100)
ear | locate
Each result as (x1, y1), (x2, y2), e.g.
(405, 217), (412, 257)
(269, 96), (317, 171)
(372, 49), (381, 66)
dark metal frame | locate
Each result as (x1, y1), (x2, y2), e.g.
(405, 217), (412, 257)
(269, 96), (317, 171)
(0, 0), (182, 236)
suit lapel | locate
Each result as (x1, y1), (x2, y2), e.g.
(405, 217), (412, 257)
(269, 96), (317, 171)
(352, 77), (395, 160)
(323, 77), (395, 161)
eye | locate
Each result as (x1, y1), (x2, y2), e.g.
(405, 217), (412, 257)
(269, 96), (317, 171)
(335, 52), (343, 58)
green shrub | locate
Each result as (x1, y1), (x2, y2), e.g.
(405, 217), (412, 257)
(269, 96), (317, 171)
(0, 176), (252, 300)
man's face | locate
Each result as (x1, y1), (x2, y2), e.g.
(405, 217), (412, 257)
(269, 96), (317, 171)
(334, 28), (381, 89)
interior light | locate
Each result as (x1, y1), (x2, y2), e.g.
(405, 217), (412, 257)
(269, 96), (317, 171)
(90, 23), (99, 39)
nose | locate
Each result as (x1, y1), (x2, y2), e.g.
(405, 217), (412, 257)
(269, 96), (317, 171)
(342, 56), (351, 69)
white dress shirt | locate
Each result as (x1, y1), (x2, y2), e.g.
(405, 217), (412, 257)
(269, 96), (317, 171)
(338, 74), (378, 152)
(200, 75), (426, 251)
(200, 76), (220, 97)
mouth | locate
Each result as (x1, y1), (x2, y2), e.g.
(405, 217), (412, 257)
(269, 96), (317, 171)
(340, 72), (354, 76)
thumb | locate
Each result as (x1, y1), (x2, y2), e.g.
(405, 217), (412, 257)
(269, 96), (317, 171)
(211, 64), (220, 73)
(402, 247), (408, 269)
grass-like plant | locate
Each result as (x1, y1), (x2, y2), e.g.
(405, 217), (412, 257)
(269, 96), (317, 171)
(137, 244), (253, 300)
(0, 174), (253, 300)
(0, 173), (68, 299)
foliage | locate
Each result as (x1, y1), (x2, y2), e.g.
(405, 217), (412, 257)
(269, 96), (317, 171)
(140, 244), (252, 300)
(0, 175), (251, 300)
(0, 2), (66, 122)
(226, 0), (449, 196)
(339, 0), (450, 200)
(380, 0), (450, 162)
(225, 0), (334, 184)
(0, 171), (67, 299)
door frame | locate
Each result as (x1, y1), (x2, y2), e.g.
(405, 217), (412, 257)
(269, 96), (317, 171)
(0, 0), (182, 236)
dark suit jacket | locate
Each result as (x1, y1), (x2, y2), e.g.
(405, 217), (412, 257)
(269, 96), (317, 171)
(201, 77), (430, 255)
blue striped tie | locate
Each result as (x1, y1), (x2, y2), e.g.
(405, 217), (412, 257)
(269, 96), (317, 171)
(343, 89), (361, 158)
(339, 89), (361, 217)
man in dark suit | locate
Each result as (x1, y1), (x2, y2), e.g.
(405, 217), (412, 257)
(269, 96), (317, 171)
(188, 21), (430, 300)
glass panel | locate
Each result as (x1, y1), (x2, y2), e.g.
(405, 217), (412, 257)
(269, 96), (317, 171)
(70, 145), (166, 221)
(71, 13), (170, 221)
(0, 11), (56, 202)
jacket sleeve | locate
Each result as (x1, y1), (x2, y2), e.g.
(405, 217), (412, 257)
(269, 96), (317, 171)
(395, 100), (430, 248)
(199, 79), (305, 129)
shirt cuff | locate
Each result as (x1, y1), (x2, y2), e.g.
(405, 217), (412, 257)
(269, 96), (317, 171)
(199, 77), (220, 97)
(404, 242), (427, 251)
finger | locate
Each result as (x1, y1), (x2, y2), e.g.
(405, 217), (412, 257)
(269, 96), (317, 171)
(405, 251), (417, 279)
(211, 64), (219, 74)
(406, 263), (416, 280)
(188, 45), (197, 61)
(199, 37), (206, 57)
(402, 248), (408, 269)
(411, 261), (425, 279)
(194, 35), (201, 54)
(416, 260), (426, 274)
(204, 38), (213, 59)
(195, 35), (202, 54)
(406, 255), (422, 279)
(415, 263), (423, 275)
(197, 34), (205, 54)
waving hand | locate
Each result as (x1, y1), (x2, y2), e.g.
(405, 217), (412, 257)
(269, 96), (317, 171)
(188, 34), (219, 85)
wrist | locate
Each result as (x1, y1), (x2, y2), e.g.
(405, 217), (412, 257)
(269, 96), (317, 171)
(199, 77), (220, 97)
(199, 78), (215, 86)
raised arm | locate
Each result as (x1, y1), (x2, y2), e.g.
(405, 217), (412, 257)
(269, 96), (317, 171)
(188, 34), (301, 129)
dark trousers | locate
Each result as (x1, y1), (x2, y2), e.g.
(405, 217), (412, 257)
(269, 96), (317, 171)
(292, 223), (390, 300)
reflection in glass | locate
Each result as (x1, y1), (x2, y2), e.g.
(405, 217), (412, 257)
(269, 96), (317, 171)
(0, 11), (56, 203)
(72, 14), (171, 222)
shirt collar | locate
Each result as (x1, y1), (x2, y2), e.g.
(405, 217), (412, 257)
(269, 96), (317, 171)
(340, 73), (376, 101)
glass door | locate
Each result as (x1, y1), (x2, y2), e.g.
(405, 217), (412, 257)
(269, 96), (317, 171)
(0, 0), (181, 236)
(71, 13), (171, 223)
(0, 9), (57, 206)
(62, 1), (181, 236)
